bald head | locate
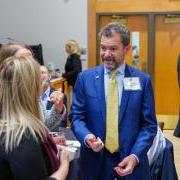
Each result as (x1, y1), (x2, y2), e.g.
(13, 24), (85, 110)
(15, 47), (32, 57)
(0, 43), (33, 61)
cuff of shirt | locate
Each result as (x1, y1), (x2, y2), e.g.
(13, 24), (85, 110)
(60, 104), (66, 115)
(131, 154), (139, 164)
(84, 134), (93, 148)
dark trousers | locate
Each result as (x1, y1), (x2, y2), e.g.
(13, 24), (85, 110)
(174, 117), (180, 138)
(99, 149), (122, 180)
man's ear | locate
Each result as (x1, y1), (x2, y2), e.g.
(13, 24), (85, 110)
(124, 44), (131, 55)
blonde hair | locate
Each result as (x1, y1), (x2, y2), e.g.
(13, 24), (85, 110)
(65, 40), (81, 55)
(0, 56), (47, 152)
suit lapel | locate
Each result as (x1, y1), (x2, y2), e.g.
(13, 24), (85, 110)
(94, 66), (106, 121)
(120, 64), (132, 121)
(93, 65), (132, 122)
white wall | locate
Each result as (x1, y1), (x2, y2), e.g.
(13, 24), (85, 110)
(0, 0), (88, 71)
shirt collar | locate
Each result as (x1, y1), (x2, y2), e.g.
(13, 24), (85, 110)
(104, 63), (125, 75)
(43, 86), (51, 97)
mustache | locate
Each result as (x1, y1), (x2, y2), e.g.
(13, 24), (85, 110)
(102, 57), (115, 62)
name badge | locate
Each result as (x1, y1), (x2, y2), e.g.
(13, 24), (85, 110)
(123, 77), (141, 90)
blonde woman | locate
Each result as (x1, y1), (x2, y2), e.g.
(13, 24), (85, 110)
(0, 56), (70, 180)
(62, 40), (82, 88)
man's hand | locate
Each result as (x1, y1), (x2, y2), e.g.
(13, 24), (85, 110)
(50, 88), (64, 113)
(85, 134), (104, 152)
(114, 154), (138, 176)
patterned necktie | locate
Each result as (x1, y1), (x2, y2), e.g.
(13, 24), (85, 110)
(105, 69), (119, 153)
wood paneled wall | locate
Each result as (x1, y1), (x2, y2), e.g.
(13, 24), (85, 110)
(88, 0), (180, 67)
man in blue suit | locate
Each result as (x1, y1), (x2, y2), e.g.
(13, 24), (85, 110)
(69, 22), (157, 180)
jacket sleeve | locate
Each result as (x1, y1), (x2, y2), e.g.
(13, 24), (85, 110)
(130, 75), (157, 161)
(69, 73), (92, 146)
(44, 105), (67, 131)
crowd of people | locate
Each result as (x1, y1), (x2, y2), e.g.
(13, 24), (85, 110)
(0, 22), (179, 180)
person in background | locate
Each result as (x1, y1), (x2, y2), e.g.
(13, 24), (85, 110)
(0, 56), (70, 180)
(69, 22), (157, 180)
(40, 65), (67, 130)
(62, 39), (82, 88)
(0, 42), (32, 58)
(0, 42), (67, 131)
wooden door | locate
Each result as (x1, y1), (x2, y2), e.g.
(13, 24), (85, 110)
(155, 15), (180, 129)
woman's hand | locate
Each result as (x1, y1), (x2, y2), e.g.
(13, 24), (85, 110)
(50, 146), (70, 180)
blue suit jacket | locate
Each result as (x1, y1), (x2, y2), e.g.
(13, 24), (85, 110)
(70, 65), (157, 180)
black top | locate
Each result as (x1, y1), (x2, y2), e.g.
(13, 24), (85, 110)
(0, 132), (55, 180)
(62, 53), (82, 88)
